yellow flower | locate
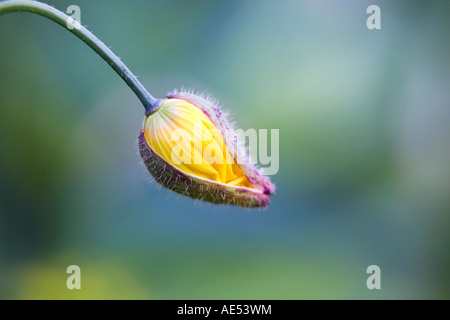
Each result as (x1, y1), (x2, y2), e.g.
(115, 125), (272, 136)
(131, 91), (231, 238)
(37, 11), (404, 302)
(139, 91), (275, 207)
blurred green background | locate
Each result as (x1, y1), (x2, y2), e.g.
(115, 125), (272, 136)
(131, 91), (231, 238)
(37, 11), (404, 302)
(0, 0), (449, 299)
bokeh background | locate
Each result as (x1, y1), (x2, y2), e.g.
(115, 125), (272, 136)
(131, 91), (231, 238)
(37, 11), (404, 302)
(0, 0), (449, 299)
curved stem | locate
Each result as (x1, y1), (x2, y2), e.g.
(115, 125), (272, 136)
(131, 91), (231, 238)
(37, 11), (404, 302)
(0, 0), (159, 113)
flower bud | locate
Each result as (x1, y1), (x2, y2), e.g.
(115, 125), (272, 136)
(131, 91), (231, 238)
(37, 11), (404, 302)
(138, 90), (275, 207)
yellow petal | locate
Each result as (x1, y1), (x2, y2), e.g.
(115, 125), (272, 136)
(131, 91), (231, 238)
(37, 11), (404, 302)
(143, 98), (254, 189)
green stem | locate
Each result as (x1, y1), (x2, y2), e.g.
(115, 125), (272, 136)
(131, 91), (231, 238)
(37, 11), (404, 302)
(0, 0), (159, 113)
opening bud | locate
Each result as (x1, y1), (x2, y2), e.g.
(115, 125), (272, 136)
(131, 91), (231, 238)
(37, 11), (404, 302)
(139, 90), (275, 207)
